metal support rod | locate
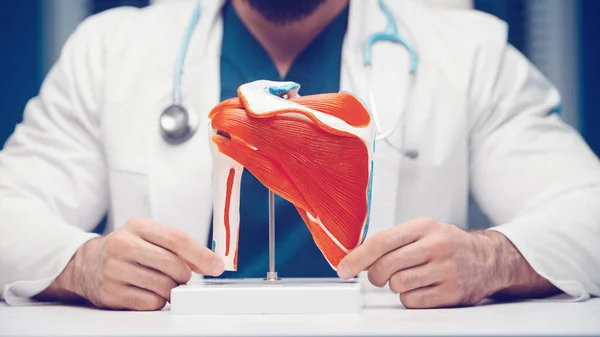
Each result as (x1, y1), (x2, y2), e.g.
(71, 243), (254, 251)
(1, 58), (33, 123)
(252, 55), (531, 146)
(266, 190), (278, 281)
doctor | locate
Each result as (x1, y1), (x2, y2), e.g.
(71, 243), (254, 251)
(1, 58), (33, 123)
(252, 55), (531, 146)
(1, 0), (599, 311)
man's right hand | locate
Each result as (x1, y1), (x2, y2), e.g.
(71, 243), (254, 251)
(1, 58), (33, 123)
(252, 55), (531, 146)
(37, 218), (224, 310)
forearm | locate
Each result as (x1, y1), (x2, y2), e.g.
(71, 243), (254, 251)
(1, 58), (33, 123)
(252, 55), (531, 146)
(34, 244), (88, 303)
(474, 230), (560, 300)
(36, 236), (109, 304)
(35, 280), (84, 303)
(0, 199), (100, 305)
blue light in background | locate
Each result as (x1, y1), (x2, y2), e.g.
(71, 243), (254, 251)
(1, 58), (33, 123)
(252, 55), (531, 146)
(0, 0), (43, 149)
(579, 0), (600, 155)
(474, 0), (529, 57)
(91, 0), (149, 14)
(0, 0), (150, 150)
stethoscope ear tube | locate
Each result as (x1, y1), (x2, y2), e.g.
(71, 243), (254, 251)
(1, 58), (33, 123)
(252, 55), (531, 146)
(362, 0), (419, 159)
(160, 1), (202, 144)
(365, 63), (419, 160)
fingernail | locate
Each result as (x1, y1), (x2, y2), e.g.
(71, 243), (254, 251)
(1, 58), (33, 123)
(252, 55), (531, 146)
(212, 260), (224, 275)
(337, 263), (351, 280)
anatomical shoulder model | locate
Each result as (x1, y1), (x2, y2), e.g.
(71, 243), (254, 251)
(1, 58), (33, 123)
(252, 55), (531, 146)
(208, 80), (375, 271)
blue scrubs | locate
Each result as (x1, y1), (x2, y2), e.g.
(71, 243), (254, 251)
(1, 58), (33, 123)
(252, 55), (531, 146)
(207, 1), (349, 279)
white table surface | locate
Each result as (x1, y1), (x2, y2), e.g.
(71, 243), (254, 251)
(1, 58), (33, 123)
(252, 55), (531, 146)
(1, 291), (599, 336)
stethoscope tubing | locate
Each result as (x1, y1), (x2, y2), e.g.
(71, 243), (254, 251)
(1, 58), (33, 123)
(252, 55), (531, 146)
(160, 0), (419, 159)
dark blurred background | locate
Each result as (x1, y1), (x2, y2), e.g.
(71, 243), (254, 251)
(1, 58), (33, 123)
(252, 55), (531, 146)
(0, 0), (598, 152)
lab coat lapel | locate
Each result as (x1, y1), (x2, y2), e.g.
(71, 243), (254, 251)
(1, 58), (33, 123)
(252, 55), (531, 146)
(147, 0), (225, 245)
(342, 0), (470, 229)
(340, 0), (419, 236)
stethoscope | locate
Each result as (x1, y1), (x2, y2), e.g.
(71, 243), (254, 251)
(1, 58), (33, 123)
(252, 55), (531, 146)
(159, 2), (201, 144)
(160, 0), (419, 159)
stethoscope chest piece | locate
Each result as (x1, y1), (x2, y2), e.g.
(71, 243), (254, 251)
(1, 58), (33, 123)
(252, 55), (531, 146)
(160, 104), (198, 144)
(404, 149), (419, 160)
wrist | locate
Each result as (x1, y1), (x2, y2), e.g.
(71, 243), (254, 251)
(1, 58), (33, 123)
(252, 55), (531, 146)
(37, 237), (99, 302)
(470, 230), (512, 296)
(471, 229), (560, 300)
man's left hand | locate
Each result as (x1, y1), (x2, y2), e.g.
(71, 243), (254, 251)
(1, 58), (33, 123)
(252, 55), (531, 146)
(336, 217), (509, 308)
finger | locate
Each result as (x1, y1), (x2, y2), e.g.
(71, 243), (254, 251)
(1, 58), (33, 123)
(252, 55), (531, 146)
(367, 241), (431, 287)
(399, 283), (461, 309)
(337, 217), (433, 279)
(122, 237), (192, 284)
(93, 283), (166, 311)
(125, 218), (224, 276)
(182, 257), (211, 275)
(105, 259), (177, 302)
(116, 285), (168, 311)
(388, 263), (443, 295)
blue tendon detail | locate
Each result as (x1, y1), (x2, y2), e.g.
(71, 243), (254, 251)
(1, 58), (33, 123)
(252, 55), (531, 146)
(362, 160), (374, 244)
(268, 82), (300, 97)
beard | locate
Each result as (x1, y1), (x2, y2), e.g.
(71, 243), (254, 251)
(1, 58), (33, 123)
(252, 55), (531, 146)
(246, 0), (327, 25)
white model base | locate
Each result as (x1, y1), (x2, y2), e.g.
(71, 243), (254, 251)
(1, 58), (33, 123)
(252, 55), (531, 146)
(170, 278), (364, 315)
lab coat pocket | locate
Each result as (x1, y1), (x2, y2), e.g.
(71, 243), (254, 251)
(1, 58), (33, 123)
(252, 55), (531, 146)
(107, 168), (151, 231)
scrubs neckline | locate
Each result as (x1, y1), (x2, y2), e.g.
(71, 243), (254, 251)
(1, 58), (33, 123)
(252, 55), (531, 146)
(221, 0), (349, 85)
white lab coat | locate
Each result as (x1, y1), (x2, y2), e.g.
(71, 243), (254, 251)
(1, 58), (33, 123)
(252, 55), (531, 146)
(1, 0), (599, 305)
